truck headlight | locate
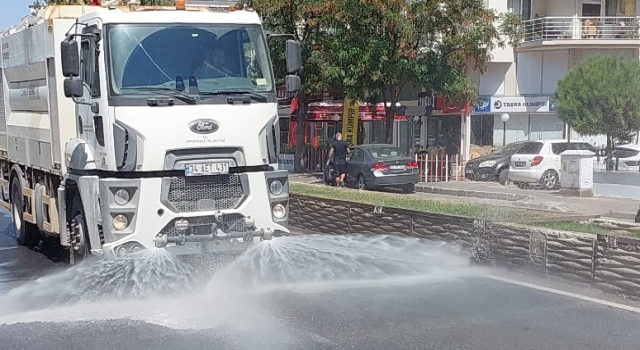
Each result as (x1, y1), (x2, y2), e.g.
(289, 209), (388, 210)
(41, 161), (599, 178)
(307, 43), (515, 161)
(113, 214), (129, 231)
(269, 179), (284, 196)
(114, 189), (130, 205)
(272, 203), (286, 219)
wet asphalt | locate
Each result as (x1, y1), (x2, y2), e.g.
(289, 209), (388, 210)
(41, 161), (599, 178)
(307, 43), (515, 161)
(0, 210), (639, 350)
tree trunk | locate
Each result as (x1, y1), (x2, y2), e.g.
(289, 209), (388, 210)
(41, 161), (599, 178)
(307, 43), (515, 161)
(606, 133), (613, 171)
(294, 92), (309, 173)
(384, 103), (397, 144)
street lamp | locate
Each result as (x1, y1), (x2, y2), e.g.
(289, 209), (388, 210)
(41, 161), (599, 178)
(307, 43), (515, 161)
(501, 113), (510, 146)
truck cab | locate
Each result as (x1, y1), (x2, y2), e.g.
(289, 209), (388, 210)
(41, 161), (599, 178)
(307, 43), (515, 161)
(0, 2), (301, 261)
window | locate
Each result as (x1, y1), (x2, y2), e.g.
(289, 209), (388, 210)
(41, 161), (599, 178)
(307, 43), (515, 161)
(351, 149), (364, 162)
(107, 24), (274, 95)
(507, 0), (521, 15)
(471, 115), (494, 147)
(80, 40), (100, 98)
(368, 146), (408, 159)
(493, 141), (524, 155)
(552, 142), (594, 155)
(515, 141), (544, 154)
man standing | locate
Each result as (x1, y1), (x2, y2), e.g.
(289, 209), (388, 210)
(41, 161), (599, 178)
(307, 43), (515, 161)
(327, 133), (350, 187)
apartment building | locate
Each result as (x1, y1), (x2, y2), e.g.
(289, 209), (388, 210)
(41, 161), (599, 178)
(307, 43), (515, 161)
(466, 0), (639, 158)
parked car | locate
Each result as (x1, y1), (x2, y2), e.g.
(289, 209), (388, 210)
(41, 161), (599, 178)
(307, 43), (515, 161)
(343, 144), (419, 193)
(465, 141), (525, 184)
(612, 144), (640, 169)
(508, 139), (598, 190)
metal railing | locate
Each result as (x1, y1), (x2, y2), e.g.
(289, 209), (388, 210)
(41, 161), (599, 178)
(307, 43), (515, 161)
(593, 158), (640, 172)
(521, 16), (640, 42)
(416, 153), (465, 182)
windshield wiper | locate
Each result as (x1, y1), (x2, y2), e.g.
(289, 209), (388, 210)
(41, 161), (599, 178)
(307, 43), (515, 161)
(200, 90), (268, 103)
(124, 86), (197, 104)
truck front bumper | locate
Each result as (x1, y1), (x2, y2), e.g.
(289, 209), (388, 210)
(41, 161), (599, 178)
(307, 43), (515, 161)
(75, 170), (290, 259)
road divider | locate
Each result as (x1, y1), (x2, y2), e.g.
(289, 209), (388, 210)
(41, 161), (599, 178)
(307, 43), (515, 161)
(289, 193), (640, 301)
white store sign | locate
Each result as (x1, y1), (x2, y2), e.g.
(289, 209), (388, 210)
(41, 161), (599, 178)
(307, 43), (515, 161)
(490, 96), (554, 113)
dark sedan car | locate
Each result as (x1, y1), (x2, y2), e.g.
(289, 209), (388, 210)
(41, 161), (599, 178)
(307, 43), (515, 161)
(465, 141), (525, 184)
(339, 144), (419, 193)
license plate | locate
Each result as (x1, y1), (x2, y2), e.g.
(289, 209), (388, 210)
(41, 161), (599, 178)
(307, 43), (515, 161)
(185, 162), (229, 176)
(466, 169), (474, 174)
(389, 165), (406, 170)
(514, 161), (526, 167)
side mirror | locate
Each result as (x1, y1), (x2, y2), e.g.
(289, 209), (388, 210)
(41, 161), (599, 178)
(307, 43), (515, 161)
(285, 39), (302, 74)
(286, 75), (301, 93)
(64, 78), (83, 98)
(61, 39), (80, 77)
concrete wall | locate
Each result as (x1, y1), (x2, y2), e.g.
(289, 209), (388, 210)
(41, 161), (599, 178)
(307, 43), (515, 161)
(290, 194), (640, 300)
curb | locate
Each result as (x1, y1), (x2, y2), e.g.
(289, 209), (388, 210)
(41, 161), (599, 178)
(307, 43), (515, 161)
(415, 185), (529, 201)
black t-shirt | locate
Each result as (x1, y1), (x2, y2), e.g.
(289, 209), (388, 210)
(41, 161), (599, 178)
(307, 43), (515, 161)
(332, 140), (349, 163)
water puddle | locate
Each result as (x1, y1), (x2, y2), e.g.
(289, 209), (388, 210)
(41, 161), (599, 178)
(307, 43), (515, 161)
(0, 233), (482, 329)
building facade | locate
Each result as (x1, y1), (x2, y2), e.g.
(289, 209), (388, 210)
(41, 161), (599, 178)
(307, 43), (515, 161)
(466, 0), (640, 159)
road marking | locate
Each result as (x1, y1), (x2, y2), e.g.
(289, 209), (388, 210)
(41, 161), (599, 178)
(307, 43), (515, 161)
(0, 247), (17, 252)
(488, 275), (640, 314)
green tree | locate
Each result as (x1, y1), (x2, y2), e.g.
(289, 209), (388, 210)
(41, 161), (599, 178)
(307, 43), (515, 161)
(324, 0), (503, 143)
(553, 54), (640, 164)
(243, 0), (337, 172)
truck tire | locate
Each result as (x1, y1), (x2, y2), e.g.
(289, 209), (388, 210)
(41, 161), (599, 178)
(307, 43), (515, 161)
(70, 193), (91, 260)
(11, 179), (40, 247)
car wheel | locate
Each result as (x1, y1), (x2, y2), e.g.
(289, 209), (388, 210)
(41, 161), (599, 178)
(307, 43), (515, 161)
(540, 170), (559, 190)
(498, 168), (509, 185)
(357, 175), (367, 190)
(402, 184), (415, 193)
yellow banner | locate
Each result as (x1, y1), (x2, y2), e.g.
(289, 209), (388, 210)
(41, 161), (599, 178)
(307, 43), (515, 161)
(341, 98), (359, 146)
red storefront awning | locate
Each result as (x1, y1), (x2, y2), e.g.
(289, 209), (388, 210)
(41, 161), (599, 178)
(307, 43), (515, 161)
(291, 101), (407, 121)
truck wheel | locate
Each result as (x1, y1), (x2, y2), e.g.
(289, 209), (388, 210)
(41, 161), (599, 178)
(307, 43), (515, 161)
(11, 179), (40, 247)
(70, 193), (91, 260)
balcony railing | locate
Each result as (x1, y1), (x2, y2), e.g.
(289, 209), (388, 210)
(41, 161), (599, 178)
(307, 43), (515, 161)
(521, 16), (640, 43)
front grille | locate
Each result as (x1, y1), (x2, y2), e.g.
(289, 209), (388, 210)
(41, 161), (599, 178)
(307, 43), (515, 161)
(168, 175), (244, 212)
(159, 214), (247, 237)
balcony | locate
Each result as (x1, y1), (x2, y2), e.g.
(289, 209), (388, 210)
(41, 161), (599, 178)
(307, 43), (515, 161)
(519, 16), (640, 50)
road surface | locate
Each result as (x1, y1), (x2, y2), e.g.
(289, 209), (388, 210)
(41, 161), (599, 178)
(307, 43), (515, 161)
(0, 211), (639, 350)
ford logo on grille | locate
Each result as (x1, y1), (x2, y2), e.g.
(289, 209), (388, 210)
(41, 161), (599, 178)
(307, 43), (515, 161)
(189, 119), (219, 134)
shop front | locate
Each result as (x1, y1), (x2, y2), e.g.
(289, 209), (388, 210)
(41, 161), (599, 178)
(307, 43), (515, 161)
(287, 101), (407, 172)
(469, 95), (565, 159)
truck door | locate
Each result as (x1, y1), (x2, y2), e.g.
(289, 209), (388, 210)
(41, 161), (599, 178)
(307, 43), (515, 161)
(77, 21), (112, 171)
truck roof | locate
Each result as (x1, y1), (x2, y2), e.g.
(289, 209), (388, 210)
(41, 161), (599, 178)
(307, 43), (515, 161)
(1, 3), (261, 36)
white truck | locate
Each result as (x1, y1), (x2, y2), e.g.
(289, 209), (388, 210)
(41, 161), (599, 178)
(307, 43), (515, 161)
(0, 1), (301, 262)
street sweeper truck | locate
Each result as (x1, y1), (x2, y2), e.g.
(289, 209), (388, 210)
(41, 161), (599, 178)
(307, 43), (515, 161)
(0, 0), (301, 262)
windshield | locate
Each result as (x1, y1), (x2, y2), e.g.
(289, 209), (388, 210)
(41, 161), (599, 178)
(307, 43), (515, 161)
(515, 142), (544, 155)
(493, 142), (523, 155)
(368, 146), (408, 159)
(106, 24), (274, 95)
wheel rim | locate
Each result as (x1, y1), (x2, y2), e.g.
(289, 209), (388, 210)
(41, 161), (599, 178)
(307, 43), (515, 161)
(543, 172), (556, 188)
(73, 214), (88, 257)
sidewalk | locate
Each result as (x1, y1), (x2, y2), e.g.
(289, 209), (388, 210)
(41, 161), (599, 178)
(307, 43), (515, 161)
(289, 174), (640, 221)
(415, 181), (639, 218)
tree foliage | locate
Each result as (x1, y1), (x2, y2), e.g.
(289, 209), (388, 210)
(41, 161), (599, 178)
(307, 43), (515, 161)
(323, 0), (503, 142)
(243, 0), (337, 171)
(553, 54), (640, 156)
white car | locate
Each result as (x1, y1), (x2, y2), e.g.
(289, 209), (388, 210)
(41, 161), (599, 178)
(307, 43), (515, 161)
(508, 139), (598, 190)
(612, 144), (640, 170)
